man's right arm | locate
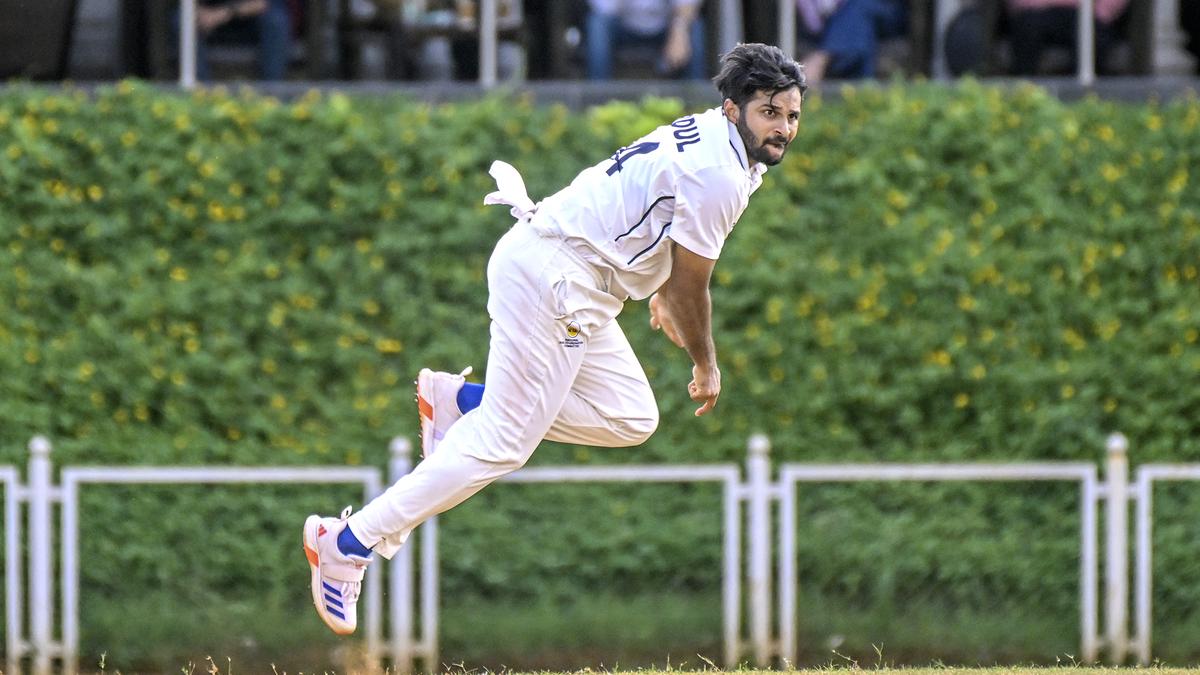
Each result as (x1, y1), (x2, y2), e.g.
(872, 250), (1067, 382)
(652, 242), (721, 416)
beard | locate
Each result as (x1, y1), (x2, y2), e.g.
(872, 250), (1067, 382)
(736, 112), (789, 166)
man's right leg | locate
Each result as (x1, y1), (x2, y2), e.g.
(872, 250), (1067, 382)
(545, 316), (659, 448)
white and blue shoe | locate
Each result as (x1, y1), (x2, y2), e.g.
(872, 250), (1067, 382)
(302, 506), (371, 635)
(416, 366), (473, 457)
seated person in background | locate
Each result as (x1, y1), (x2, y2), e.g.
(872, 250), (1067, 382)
(586, 0), (707, 80)
(1006, 0), (1130, 76)
(797, 0), (908, 84)
(188, 0), (292, 81)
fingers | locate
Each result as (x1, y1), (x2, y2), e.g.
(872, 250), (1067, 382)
(687, 380), (719, 416)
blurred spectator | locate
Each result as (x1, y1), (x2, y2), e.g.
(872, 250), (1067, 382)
(1178, 0), (1200, 72)
(1006, 0), (1129, 76)
(182, 0), (293, 81)
(797, 0), (908, 84)
(586, 0), (707, 80)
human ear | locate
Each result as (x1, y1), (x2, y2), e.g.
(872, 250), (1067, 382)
(722, 98), (738, 123)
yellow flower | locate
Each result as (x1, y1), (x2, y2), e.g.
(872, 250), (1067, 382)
(375, 338), (403, 354)
(1168, 169), (1188, 194)
(954, 393), (970, 408)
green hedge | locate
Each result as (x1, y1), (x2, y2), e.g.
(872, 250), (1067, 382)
(2, 80), (1200, 664)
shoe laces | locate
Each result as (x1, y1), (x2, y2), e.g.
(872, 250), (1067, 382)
(457, 366), (473, 378)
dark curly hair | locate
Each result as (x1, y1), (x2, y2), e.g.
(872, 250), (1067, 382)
(712, 43), (807, 107)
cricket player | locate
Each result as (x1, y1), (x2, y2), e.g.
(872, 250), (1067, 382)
(303, 42), (806, 634)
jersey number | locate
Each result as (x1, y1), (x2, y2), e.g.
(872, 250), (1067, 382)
(606, 142), (660, 175)
(605, 116), (702, 176)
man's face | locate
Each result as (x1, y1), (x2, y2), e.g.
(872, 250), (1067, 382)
(724, 88), (803, 167)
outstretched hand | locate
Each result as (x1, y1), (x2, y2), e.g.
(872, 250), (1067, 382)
(649, 293), (685, 348)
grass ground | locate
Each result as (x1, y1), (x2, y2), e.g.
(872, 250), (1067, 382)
(76, 590), (1200, 672)
(51, 662), (1200, 667)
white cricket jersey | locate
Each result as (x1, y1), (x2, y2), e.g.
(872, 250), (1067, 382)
(531, 106), (768, 301)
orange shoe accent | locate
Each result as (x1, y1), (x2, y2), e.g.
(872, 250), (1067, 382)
(304, 544), (319, 567)
(418, 394), (434, 420)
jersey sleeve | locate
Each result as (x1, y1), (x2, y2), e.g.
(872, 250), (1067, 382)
(668, 167), (746, 261)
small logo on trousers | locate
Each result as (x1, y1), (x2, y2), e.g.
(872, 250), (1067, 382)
(561, 320), (583, 348)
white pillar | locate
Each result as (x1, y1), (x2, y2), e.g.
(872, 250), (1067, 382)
(746, 434), (772, 667)
(778, 0), (796, 60)
(180, 0), (198, 89)
(1104, 432), (1129, 664)
(1078, 0), (1096, 86)
(388, 437), (415, 673)
(479, 0), (498, 88)
(1154, 0), (1196, 75)
(1133, 468), (1152, 665)
(718, 0), (744, 57)
(29, 436), (53, 675)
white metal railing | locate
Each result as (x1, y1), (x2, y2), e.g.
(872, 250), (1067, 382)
(1132, 463), (1200, 664)
(3, 430), (1194, 672)
(2, 465), (21, 675)
(57, 465), (388, 675)
(777, 459), (1100, 665)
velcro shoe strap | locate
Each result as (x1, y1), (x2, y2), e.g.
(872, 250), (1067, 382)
(321, 559), (367, 583)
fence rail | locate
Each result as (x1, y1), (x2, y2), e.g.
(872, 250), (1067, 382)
(1, 431), (1194, 673)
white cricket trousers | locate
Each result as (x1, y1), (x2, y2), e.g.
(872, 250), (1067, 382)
(348, 221), (659, 557)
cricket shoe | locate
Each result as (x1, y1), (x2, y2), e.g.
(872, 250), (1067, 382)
(302, 506), (371, 635)
(416, 366), (473, 457)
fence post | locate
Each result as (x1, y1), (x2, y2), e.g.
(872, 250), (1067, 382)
(1105, 432), (1129, 664)
(28, 436), (54, 675)
(1133, 463), (1152, 666)
(389, 437), (414, 674)
(746, 434), (772, 667)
